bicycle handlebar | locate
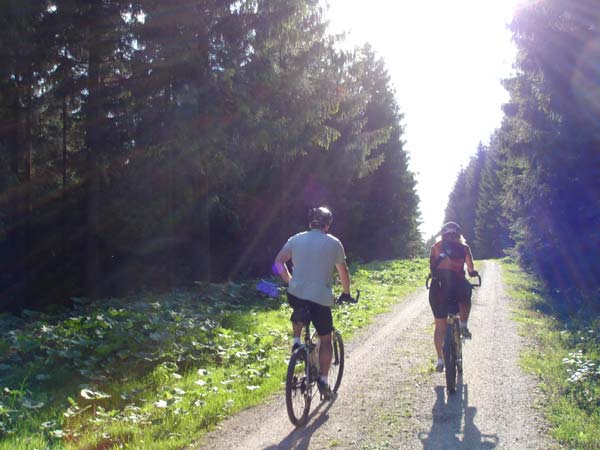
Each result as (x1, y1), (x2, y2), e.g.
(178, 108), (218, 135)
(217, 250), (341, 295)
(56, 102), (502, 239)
(426, 273), (481, 289)
(336, 289), (360, 304)
(469, 274), (482, 287)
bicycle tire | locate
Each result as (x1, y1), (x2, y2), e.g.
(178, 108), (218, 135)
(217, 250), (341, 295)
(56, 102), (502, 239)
(457, 332), (463, 375)
(443, 324), (457, 394)
(286, 348), (312, 426)
(329, 331), (345, 393)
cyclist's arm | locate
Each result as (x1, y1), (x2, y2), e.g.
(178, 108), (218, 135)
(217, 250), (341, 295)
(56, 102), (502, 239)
(274, 247), (292, 284)
(429, 245), (439, 272)
(465, 245), (475, 273)
(336, 262), (350, 295)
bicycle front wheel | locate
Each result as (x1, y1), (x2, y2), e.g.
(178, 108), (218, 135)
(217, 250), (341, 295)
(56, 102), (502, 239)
(443, 324), (457, 394)
(329, 331), (345, 393)
(286, 348), (312, 427)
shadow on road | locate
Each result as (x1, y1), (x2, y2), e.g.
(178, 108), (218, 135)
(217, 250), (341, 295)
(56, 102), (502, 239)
(263, 397), (335, 450)
(418, 382), (499, 450)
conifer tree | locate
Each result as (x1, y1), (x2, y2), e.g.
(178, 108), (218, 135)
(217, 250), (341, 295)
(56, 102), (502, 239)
(473, 133), (512, 257)
(500, 0), (600, 292)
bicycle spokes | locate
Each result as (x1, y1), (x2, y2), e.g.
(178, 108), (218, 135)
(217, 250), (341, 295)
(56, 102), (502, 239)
(286, 328), (346, 426)
(286, 350), (312, 426)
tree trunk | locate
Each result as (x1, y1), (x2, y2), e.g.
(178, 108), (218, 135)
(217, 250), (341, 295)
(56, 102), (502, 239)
(195, 12), (211, 282)
(62, 96), (68, 188)
(4, 81), (26, 310)
(166, 148), (175, 286)
(23, 82), (33, 304)
(85, 35), (102, 299)
(8, 83), (19, 177)
(61, 95), (69, 298)
(193, 169), (211, 282)
(166, 80), (175, 286)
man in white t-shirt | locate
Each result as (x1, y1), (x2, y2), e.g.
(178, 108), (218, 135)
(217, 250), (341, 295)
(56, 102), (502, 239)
(273, 206), (352, 400)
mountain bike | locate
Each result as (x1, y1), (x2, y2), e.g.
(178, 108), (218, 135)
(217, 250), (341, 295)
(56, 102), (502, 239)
(285, 290), (360, 427)
(426, 273), (481, 394)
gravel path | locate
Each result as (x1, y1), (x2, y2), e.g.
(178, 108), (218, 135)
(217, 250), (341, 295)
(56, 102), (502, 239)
(194, 261), (556, 450)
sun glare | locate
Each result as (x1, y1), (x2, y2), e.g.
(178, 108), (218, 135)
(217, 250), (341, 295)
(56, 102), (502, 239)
(324, 0), (520, 238)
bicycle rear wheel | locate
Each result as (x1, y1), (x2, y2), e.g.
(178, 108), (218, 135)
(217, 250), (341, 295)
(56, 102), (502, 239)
(443, 324), (457, 394)
(329, 331), (345, 393)
(286, 348), (312, 426)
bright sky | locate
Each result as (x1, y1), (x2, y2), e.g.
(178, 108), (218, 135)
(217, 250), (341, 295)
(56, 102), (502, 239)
(323, 0), (520, 239)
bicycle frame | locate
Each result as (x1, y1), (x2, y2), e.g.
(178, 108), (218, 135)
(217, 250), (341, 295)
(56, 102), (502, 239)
(303, 324), (319, 384)
(302, 323), (343, 384)
(285, 292), (357, 426)
(446, 313), (461, 343)
(299, 289), (359, 383)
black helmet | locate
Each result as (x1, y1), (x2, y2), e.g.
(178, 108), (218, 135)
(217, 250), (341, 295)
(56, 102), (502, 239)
(441, 221), (461, 236)
(308, 206), (333, 228)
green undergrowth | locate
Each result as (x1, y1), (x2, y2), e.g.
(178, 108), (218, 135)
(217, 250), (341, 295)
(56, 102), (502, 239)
(0, 258), (428, 450)
(501, 259), (600, 450)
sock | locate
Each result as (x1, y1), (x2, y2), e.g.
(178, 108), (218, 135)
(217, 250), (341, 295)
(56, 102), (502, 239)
(437, 358), (443, 366)
(293, 337), (301, 345)
(319, 375), (328, 384)
(460, 320), (468, 329)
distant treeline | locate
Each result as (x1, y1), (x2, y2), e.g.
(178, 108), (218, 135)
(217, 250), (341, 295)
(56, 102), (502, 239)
(0, 1), (422, 310)
(444, 0), (600, 296)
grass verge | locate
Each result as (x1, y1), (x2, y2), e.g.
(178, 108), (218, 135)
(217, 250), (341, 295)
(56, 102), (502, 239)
(0, 258), (428, 449)
(500, 259), (600, 450)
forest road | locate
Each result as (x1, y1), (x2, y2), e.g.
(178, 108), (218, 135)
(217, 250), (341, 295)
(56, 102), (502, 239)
(194, 261), (556, 450)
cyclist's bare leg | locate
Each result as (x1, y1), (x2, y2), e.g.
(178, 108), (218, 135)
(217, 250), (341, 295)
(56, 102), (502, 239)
(318, 333), (332, 377)
(292, 322), (304, 340)
(434, 318), (447, 359)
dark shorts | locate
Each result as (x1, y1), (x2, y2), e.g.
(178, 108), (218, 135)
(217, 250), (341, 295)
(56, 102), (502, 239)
(287, 293), (333, 336)
(429, 270), (472, 319)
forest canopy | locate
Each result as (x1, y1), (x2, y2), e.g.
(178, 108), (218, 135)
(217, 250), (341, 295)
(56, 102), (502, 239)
(0, 0), (422, 310)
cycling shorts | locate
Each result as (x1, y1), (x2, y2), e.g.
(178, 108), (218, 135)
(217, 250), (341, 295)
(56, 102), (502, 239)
(287, 293), (333, 336)
(428, 269), (472, 319)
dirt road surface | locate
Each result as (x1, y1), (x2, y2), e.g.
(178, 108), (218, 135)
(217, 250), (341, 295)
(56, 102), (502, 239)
(195, 261), (556, 450)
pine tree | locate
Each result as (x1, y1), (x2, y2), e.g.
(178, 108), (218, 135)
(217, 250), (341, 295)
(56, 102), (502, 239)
(473, 132), (512, 257)
(501, 0), (600, 292)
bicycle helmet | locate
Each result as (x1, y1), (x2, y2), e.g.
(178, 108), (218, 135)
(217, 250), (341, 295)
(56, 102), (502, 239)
(308, 206), (333, 228)
(441, 221), (461, 237)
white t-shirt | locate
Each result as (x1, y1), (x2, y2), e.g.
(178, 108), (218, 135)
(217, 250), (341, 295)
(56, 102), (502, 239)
(282, 229), (346, 306)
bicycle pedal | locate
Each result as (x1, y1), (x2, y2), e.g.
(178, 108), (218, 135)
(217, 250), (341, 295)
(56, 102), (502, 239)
(320, 391), (336, 402)
(460, 328), (472, 339)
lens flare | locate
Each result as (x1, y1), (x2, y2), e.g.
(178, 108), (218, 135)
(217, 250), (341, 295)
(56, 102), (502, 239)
(572, 37), (600, 135)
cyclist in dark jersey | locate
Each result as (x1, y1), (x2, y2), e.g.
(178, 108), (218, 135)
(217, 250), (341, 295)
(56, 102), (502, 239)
(429, 222), (478, 372)
(273, 206), (352, 400)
